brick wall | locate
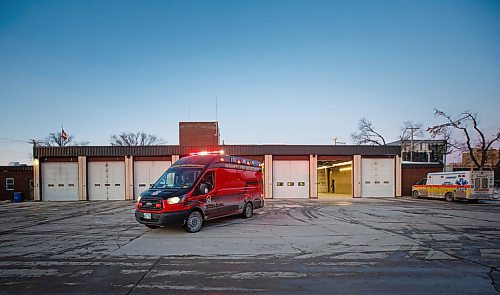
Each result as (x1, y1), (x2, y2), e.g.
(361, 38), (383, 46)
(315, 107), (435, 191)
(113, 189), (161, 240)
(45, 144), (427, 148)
(0, 167), (33, 201)
(179, 122), (219, 147)
(402, 164), (443, 196)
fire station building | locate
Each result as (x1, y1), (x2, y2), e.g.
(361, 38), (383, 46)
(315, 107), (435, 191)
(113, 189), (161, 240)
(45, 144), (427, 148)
(32, 122), (402, 201)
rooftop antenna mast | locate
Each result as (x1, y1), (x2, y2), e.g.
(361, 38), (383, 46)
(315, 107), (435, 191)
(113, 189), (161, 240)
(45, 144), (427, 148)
(215, 97), (218, 122)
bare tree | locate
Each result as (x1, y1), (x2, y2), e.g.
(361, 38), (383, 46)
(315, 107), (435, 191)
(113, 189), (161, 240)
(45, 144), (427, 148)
(110, 132), (164, 146)
(351, 118), (386, 145)
(37, 132), (89, 147)
(433, 126), (456, 162)
(427, 109), (500, 170)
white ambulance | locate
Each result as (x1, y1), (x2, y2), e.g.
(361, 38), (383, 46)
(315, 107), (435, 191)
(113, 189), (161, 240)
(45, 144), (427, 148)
(412, 171), (495, 202)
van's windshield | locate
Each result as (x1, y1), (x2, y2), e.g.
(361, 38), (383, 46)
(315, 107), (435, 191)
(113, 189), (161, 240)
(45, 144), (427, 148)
(152, 167), (203, 189)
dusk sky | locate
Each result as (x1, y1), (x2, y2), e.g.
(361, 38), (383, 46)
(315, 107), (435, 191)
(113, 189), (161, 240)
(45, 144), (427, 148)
(1, 0), (499, 165)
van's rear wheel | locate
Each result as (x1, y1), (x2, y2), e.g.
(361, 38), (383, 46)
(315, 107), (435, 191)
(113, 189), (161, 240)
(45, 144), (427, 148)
(184, 211), (203, 233)
(412, 190), (420, 199)
(242, 202), (253, 219)
(445, 192), (454, 202)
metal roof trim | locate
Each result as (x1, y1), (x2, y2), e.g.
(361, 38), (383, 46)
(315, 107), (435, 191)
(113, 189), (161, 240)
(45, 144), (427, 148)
(34, 144), (400, 158)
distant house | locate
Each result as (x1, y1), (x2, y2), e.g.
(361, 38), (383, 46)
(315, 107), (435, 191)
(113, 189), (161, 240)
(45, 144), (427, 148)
(1, 165), (33, 201)
(388, 139), (447, 163)
(460, 148), (499, 169)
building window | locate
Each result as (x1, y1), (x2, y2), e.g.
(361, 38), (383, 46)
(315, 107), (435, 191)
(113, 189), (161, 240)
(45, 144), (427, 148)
(6, 178), (14, 190)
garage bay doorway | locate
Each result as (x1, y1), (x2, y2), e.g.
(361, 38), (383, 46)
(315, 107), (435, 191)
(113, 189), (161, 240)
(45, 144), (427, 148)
(317, 159), (352, 198)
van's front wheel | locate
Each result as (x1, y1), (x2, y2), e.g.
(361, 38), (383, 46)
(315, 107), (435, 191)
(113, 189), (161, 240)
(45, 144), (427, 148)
(412, 190), (420, 199)
(184, 211), (203, 233)
(242, 202), (253, 219)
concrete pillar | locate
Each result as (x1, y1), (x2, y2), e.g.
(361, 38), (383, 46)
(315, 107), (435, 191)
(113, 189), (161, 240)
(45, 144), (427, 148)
(395, 155), (402, 197)
(78, 156), (87, 201)
(264, 155), (273, 199)
(125, 156), (134, 200)
(309, 155), (318, 199)
(33, 159), (41, 201)
(172, 155), (180, 163)
(353, 155), (362, 198)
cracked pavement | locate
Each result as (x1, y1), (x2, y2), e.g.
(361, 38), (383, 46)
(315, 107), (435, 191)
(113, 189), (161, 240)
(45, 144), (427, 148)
(0, 197), (499, 294)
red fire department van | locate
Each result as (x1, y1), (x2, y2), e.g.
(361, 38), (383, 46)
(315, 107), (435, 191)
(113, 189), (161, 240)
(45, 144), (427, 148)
(134, 151), (264, 232)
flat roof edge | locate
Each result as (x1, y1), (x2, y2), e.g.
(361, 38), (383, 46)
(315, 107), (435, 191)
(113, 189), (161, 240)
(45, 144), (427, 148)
(33, 144), (401, 158)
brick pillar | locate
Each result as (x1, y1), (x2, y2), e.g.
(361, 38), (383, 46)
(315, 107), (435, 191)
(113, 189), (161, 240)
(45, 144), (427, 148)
(353, 155), (361, 198)
(33, 159), (41, 201)
(309, 155), (318, 198)
(78, 156), (87, 201)
(264, 155), (273, 199)
(395, 155), (402, 197)
(125, 156), (134, 200)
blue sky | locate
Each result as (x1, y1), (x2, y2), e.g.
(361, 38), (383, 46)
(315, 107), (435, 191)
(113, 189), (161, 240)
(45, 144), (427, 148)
(1, 0), (499, 164)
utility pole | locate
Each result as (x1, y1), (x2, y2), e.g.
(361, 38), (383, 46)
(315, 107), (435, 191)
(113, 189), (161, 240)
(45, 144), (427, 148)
(406, 127), (420, 162)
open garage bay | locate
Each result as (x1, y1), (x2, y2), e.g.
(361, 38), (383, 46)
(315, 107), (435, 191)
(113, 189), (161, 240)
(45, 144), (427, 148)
(0, 198), (499, 294)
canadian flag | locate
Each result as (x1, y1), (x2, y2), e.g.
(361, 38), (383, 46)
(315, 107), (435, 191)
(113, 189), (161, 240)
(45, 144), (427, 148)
(61, 128), (68, 141)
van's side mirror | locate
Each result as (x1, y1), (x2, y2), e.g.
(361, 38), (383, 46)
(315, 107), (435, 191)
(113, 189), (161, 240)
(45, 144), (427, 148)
(199, 183), (208, 194)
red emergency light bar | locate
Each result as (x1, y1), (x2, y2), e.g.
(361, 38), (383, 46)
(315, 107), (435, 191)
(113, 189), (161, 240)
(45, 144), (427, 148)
(189, 150), (225, 156)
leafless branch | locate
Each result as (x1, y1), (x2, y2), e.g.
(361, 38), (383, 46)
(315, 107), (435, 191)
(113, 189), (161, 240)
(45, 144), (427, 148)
(351, 118), (386, 145)
(37, 132), (89, 147)
(428, 109), (500, 170)
(110, 132), (164, 146)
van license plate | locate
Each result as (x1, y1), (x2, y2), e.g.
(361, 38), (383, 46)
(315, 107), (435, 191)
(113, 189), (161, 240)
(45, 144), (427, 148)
(143, 213), (151, 219)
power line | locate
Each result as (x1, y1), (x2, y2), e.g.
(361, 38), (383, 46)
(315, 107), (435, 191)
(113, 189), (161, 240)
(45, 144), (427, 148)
(0, 137), (28, 143)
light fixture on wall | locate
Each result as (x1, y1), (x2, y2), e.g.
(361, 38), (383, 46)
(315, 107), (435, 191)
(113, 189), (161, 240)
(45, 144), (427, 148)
(339, 167), (352, 172)
(317, 161), (352, 170)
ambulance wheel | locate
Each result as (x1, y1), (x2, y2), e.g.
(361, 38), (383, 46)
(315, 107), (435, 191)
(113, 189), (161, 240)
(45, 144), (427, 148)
(444, 192), (454, 202)
(184, 211), (203, 233)
(242, 202), (253, 219)
(145, 224), (159, 229)
(412, 190), (420, 199)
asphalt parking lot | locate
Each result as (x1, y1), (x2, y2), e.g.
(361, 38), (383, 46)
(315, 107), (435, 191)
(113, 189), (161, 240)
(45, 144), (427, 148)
(0, 197), (499, 294)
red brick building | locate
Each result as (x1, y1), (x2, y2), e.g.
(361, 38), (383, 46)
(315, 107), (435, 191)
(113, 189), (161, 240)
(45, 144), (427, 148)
(0, 166), (33, 201)
(179, 122), (220, 147)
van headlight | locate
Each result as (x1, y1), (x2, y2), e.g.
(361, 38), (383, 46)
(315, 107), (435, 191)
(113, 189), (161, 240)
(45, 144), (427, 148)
(167, 197), (181, 204)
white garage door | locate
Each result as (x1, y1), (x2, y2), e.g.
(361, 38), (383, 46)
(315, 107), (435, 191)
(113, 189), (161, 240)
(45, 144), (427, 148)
(133, 160), (171, 199)
(42, 162), (79, 201)
(273, 160), (309, 199)
(88, 161), (125, 201)
(361, 158), (394, 197)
